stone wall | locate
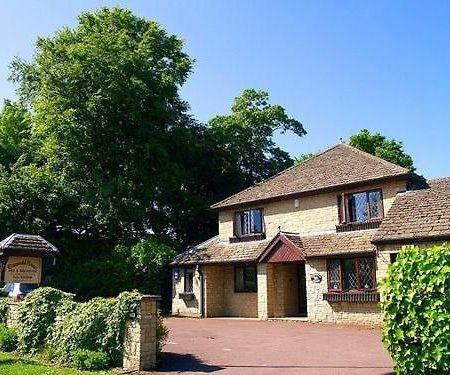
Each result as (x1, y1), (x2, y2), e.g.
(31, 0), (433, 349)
(305, 258), (382, 326)
(173, 264), (258, 318)
(5, 301), (19, 327)
(218, 180), (406, 240)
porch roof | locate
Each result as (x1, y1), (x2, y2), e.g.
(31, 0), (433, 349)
(171, 236), (271, 265)
(171, 230), (377, 266)
(285, 230), (376, 257)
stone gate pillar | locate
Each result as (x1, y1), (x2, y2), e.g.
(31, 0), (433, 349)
(123, 295), (161, 372)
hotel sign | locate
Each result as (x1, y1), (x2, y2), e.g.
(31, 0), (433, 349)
(4, 256), (42, 283)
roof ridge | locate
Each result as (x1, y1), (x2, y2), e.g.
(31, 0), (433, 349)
(211, 143), (343, 208)
(339, 143), (410, 172)
(428, 176), (450, 183)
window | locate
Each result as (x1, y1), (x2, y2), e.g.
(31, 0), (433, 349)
(390, 253), (398, 264)
(234, 208), (264, 236)
(235, 265), (257, 292)
(327, 257), (376, 292)
(184, 268), (194, 293)
(338, 189), (383, 224)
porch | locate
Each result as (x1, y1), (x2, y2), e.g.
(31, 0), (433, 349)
(202, 261), (307, 319)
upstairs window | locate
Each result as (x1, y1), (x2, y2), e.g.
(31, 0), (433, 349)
(234, 208), (264, 236)
(327, 257), (376, 292)
(338, 189), (383, 224)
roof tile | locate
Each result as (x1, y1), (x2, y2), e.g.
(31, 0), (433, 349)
(211, 143), (410, 209)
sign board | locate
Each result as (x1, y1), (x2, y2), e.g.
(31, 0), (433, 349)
(4, 256), (42, 283)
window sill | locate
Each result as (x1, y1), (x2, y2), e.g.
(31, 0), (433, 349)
(336, 219), (382, 233)
(229, 233), (266, 243)
(323, 291), (380, 302)
(179, 292), (195, 301)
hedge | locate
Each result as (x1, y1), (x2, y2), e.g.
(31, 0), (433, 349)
(8, 287), (168, 370)
(380, 244), (450, 374)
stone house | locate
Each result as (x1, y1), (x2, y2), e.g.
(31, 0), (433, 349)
(171, 143), (450, 325)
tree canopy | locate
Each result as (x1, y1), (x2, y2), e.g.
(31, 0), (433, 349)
(207, 89), (305, 185)
(349, 129), (414, 169)
(0, 7), (305, 297)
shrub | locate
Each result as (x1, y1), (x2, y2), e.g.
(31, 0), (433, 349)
(49, 290), (141, 367)
(156, 312), (169, 361)
(0, 324), (17, 352)
(0, 298), (9, 325)
(380, 244), (450, 374)
(16, 287), (73, 354)
(71, 349), (109, 371)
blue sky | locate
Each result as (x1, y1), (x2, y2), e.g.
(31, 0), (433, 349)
(1, 1), (449, 178)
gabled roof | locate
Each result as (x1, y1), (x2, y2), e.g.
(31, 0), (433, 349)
(373, 178), (450, 244)
(0, 233), (59, 257)
(211, 143), (410, 210)
(258, 233), (305, 263)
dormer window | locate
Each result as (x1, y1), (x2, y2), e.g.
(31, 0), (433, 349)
(338, 189), (383, 224)
(234, 208), (264, 236)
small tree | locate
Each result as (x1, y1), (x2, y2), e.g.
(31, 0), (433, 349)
(380, 244), (450, 374)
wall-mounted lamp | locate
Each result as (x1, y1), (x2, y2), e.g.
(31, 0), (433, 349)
(294, 199), (300, 208)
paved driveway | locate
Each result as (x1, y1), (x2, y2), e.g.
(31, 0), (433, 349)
(155, 317), (394, 375)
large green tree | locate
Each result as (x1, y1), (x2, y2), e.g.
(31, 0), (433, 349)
(9, 7), (194, 242)
(349, 129), (414, 169)
(0, 7), (306, 297)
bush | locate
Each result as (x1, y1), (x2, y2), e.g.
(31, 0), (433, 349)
(16, 287), (73, 354)
(380, 244), (450, 374)
(0, 324), (17, 352)
(156, 312), (169, 361)
(71, 349), (109, 371)
(49, 290), (141, 367)
(0, 298), (9, 325)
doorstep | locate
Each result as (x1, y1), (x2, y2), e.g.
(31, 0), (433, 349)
(268, 316), (309, 322)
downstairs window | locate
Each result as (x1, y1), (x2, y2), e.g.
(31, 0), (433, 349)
(327, 257), (376, 292)
(235, 265), (257, 292)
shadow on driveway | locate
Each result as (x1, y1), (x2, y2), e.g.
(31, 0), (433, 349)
(157, 352), (225, 373)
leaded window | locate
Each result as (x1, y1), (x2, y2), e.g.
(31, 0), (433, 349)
(234, 208), (264, 236)
(338, 189), (383, 224)
(327, 257), (376, 292)
(328, 259), (341, 290)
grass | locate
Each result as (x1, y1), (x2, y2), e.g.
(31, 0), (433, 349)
(0, 352), (118, 374)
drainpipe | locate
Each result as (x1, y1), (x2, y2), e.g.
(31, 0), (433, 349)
(197, 265), (205, 318)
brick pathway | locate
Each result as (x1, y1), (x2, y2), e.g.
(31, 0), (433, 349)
(154, 317), (394, 374)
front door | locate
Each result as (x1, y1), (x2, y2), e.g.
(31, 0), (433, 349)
(298, 263), (307, 316)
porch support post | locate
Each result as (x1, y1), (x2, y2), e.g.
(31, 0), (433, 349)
(257, 263), (269, 319)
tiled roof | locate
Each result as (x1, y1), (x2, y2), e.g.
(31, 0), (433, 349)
(372, 178), (450, 244)
(285, 231), (376, 257)
(211, 143), (410, 209)
(0, 233), (59, 257)
(171, 237), (271, 265)
(172, 230), (377, 265)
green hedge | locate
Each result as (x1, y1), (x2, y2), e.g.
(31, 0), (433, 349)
(0, 324), (17, 352)
(0, 298), (9, 325)
(380, 244), (450, 374)
(14, 287), (168, 370)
